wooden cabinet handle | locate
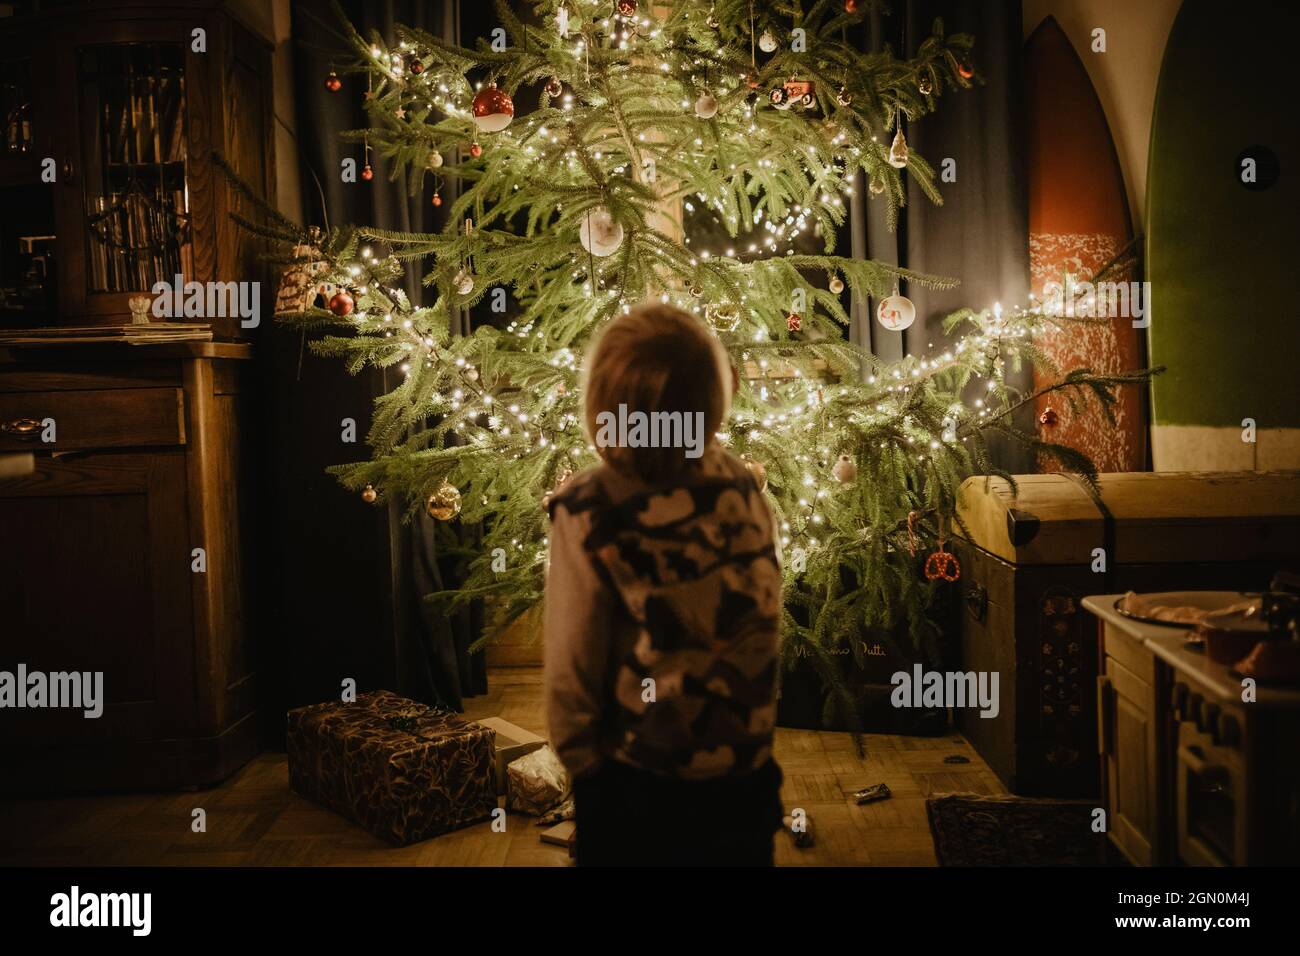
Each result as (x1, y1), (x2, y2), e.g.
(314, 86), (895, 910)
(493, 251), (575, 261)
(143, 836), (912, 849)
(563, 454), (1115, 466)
(1, 418), (43, 440)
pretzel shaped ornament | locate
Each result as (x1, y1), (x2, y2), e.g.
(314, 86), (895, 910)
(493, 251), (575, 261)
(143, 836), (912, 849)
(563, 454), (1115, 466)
(924, 517), (961, 582)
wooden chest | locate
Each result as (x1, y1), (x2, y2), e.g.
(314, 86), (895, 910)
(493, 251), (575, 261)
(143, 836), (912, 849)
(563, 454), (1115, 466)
(953, 471), (1300, 797)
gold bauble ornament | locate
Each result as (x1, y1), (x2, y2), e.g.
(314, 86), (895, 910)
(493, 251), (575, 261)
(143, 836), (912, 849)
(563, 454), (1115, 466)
(708, 301), (741, 333)
(829, 276), (845, 294)
(426, 481), (462, 520)
(361, 484), (378, 504)
(868, 175), (885, 196)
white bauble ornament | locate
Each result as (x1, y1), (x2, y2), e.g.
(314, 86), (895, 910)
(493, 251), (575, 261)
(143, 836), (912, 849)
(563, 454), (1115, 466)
(454, 269), (475, 295)
(758, 30), (778, 53)
(578, 207), (625, 257)
(832, 454), (857, 483)
(427, 150), (444, 169)
(876, 293), (915, 332)
(694, 91), (719, 119)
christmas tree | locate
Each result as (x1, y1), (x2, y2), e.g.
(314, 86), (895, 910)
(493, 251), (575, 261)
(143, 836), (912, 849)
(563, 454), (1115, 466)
(238, 0), (1152, 721)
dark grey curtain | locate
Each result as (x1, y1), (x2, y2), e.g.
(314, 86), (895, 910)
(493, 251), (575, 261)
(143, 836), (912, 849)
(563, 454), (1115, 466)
(849, 0), (1033, 471)
(261, 0), (485, 725)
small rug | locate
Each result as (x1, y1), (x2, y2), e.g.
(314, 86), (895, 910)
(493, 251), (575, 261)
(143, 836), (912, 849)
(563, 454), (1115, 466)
(926, 793), (1105, 866)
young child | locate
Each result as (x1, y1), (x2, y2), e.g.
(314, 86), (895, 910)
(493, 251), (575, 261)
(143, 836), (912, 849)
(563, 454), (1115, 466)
(544, 303), (785, 866)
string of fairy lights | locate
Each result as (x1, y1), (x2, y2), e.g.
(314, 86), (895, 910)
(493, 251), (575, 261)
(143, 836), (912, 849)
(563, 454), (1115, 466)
(304, 0), (1030, 566)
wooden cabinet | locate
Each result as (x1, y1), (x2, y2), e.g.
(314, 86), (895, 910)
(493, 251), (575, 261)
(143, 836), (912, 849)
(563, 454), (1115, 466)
(0, 0), (274, 337)
(1097, 630), (1170, 865)
(1088, 594), (1300, 866)
(0, 342), (257, 792)
(0, 1), (271, 792)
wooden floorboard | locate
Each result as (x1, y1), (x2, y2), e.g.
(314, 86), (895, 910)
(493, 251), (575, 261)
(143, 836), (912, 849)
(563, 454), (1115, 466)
(0, 667), (1005, 866)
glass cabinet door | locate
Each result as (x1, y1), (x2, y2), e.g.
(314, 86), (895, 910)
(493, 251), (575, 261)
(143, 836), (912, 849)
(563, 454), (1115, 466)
(0, 39), (58, 328)
(75, 41), (191, 306)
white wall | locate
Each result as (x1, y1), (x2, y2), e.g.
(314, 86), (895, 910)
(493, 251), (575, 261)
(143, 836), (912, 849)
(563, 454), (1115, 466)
(1022, 0), (1182, 233)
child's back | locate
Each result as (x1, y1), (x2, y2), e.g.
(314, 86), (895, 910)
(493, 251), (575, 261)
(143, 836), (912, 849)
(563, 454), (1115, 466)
(543, 303), (785, 866)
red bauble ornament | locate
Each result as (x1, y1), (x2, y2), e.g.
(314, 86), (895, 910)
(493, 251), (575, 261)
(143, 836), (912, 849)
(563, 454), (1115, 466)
(786, 312), (802, 333)
(958, 60), (975, 80)
(471, 83), (515, 133)
(431, 192), (442, 207)
(469, 141), (483, 158)
(360, 164), (374, 181)
(325, 71), (342, 92)
(1039, 407), (1059, 428)
(329, 290), (355, 316)
(617, 0), (638, 15)
(845, 0), (860, 12)
(408, 56), (425, 75)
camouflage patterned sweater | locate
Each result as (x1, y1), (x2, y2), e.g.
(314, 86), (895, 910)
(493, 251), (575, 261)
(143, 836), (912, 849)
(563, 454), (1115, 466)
(544, 446), (782, 781)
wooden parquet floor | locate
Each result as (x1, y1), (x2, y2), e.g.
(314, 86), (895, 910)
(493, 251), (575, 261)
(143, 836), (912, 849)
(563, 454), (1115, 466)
(0, 668), (1006, 867)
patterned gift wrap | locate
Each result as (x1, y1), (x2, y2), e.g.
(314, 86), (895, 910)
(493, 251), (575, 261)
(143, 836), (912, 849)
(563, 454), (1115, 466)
(286, 690), (497, 845)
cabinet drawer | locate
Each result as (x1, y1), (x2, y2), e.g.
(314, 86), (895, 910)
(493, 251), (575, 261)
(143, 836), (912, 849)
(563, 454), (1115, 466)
(0, 388), (185, 450)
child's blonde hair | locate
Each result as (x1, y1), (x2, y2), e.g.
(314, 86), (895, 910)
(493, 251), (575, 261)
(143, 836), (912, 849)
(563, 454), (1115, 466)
(582, 302), (733, 482)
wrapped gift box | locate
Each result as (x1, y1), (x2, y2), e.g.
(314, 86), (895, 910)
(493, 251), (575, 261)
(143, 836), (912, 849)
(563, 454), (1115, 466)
(473, 716), (546, 794)
(287, 691), (496, 845)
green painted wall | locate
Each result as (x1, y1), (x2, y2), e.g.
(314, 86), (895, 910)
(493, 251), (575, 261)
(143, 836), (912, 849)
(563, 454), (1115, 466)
(1146, 0), (1300, 429)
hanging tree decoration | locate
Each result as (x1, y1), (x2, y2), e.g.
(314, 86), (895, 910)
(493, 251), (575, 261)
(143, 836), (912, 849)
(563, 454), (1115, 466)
(924, 517), (962, 582)
(877, 283), (916, 331)
(472, 81), (514, 132)
(832, 454), (858, 484)
(579, 207), (625, 257)
(695, 90), (719, 118)
(426, 480), (463, 521)
(328, 289), (355, 317)
(888, 117), (910, 168)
